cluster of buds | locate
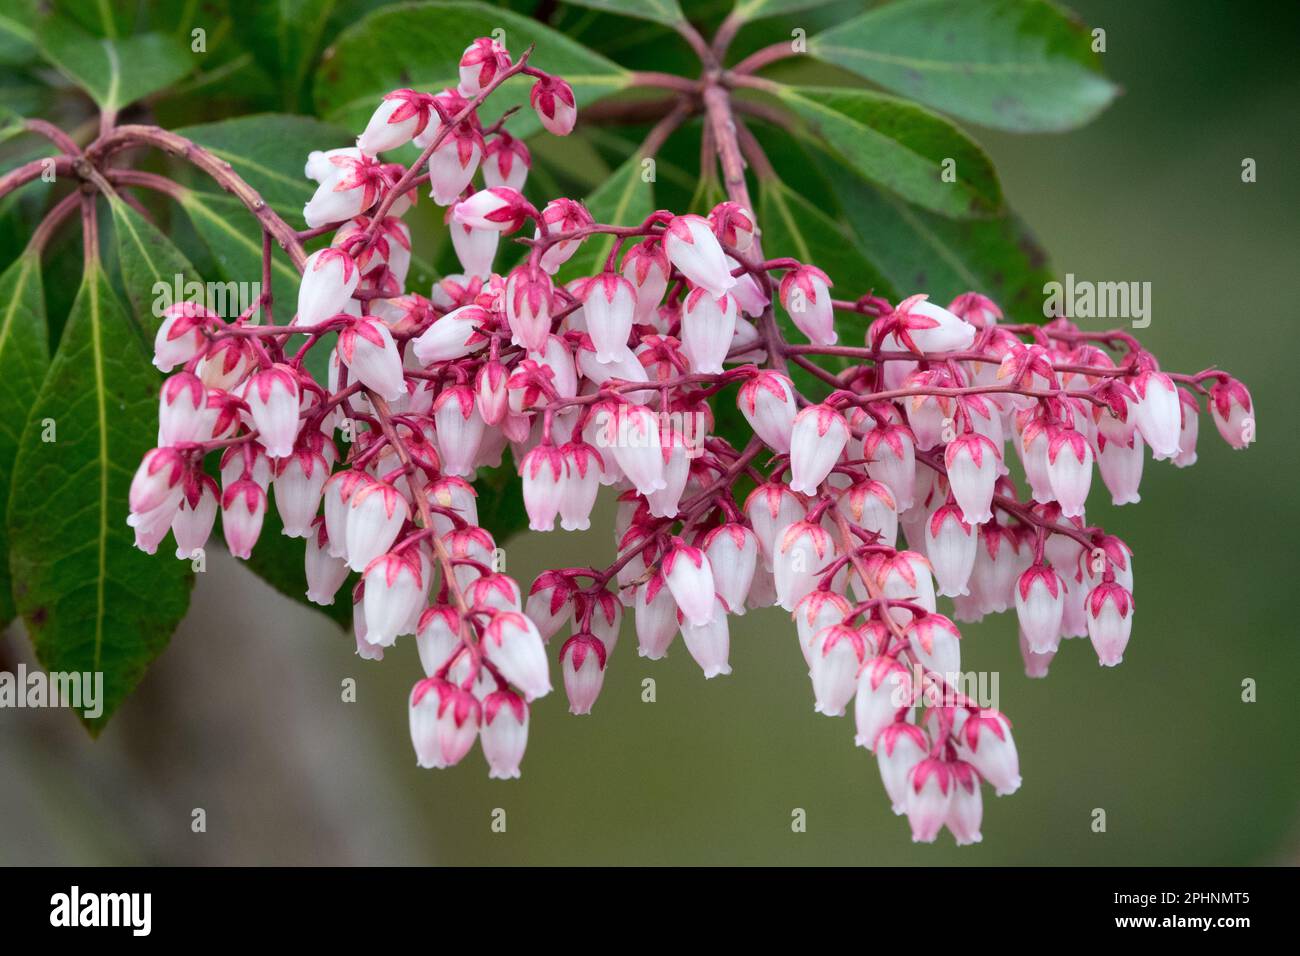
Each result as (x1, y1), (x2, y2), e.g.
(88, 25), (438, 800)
(128, 36), (1256, 843)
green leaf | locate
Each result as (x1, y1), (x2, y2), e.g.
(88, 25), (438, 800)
(176, 114), (353, 218)
(315, 1), (631, 138)
(108, 195), (199, 334)
(812, 149), (1052, 323)
(555, 153), (655, 283)
(229, 0), (338, 109)
(8, 262), (193, 732)
(777, 85), (1002, 218)
(35, 19), (193, 113)
(0, 9), (37, 65)
(808, 0), (1117, 133)
(0, 106), (25, 144)
(0, 253), (49, 628)
(177, 189), (300, 289)
(731, 0), (840, 21)
(559, 0), (684, 26)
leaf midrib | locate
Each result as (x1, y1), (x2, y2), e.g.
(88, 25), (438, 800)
(87, 269), (108, 675)
(811, 41), (1091, 78)
(0, 255), (35, 360)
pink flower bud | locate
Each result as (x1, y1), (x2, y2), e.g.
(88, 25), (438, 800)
(924, 502), (976, 598)
(855, 656), (913, 750)
(729, 264), (769, 318)
(130, 446), (187, 515)
(605, 404), (666, 495)
(448, 216), (499, 278)
(877, 723), (928, 814)
(243, 363), (301, 459)
(944, 432), (999, 525)
(171, 474), (219, 560)
(482, 133), (530, 191)
(504, 266), (553, 352)
(452, 186), (529, 233)
(1045, 426), (1093, 518)
(481, 689), (529, 779)
(458, 36), (511, 96)
(663, 537), (717, 626)
(305, 518), (350, 606)
(1209, 377), (1255, 449)
(774, 520), (832, 612)
(322, 469), (369, 558)
(702, 524), (759, 616)
(863, 423), (917, 511)
(946, 760), (984, 845)
(196, 337), (253, 392)
(887, 294), (977, 355)
(708, 201), (756, 253)
(409, 677), (480, 769)
(483, 610), (552, 701)
(153, 302), (214, 372)
(221, 477), (266, 559)
(362, 551), (424, 647)
(520, 443), (565, 532)
(737, 371), (797, 453)
(680, 288), (738, 374)
(158, 372), (214, 446)
(957, 709), (1020, 795)
(905, 612), (963, 678)
(558, 442), (602, 531)
(1086, 581), (1133, 666)
(1172, 387), (1199, 467)
(431, 385), (484, 478)
(357, 89), (435, 154)
(837, 479), (899, 548)
(948, 292), (1002, 329)
(580, 272), (637, 365)
(865, 550), (936, 622)
(338, 316), (405, 401)
(679, 596), (732, 678)
(525, 571), (574, 642)
(535, 198), (591, 273)
(530, 76), (576, 136)
(1015, 413), (1054, 503)
(970, 523), (1024, 614)
(303, 150), (389, 226)
(1015, 563), (1064, 654)
(416, 603), (462, 675)
(789, 403), (849, 495)
(779, 265), (835, 346)
(793, 589), (851, 663)
(344, 480), (408, 572)
(1096, 431), (1144, 505)
(560, 633), (606, 713)
(744, 481), (806, 569)
(273, 446), (330, 538)
(635, 572), (678, 660)
(906, 757), (954, 844)
(663, 215), (736, 298)
(621, 238), (670, 322)
(810, 623), (868, 716)
(1131, 369), (1181, 460)
(413, 304), (490, 365)
(428, 124), (482, 205)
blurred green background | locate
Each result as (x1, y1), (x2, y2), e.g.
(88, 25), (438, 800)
(1, 0), (1297, 864)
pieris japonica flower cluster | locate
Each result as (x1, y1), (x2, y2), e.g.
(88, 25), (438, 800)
(127, 35), (1256, 842)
